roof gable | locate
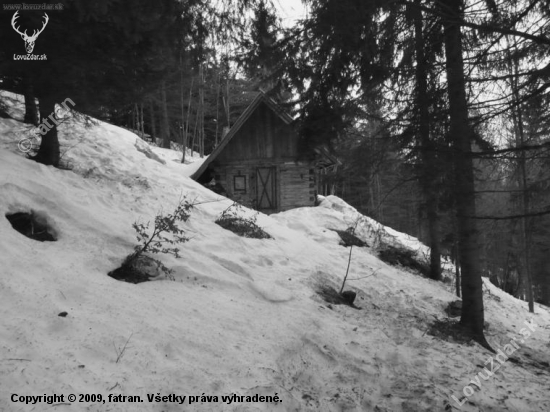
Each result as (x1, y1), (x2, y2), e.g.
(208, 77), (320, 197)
(191, 91), (294, 180)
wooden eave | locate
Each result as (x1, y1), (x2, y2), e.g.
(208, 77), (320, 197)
(313, 145), (342, 169)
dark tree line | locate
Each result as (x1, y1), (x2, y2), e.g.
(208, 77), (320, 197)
(0, 0), (285, 165)
(276, 0), (550, 350)
(0, 0), (206, 166)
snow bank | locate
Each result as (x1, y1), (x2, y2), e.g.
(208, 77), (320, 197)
(0, 93), (549, 412)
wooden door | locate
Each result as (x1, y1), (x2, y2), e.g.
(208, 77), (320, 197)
(256, 167), (277, 210)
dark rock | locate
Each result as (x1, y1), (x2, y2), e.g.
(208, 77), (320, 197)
(341, 290), (357, 305)
(445, 300), (462, 317)
(108, 264), (150, 284)
(6, 211), (57, 242)
(317, 285), (361, 309)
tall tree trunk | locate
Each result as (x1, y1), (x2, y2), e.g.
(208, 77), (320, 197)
(454, 223), (461, 298)
(160, 80), (170, 149)
(198, 63), (205, 158)
(132, 104), (136, 131)
(182, 77), (194, 163)
(413, 0), (441, 281)
(23, 76), (39, 126)
(180, 54), (187, 164)
(215, 69), (221, 146)
(33, 96), (60, 167)
(140, 103), (145, 139)
(191, 101), (199, 157)
(455, 250), (461, 298)
(225, 75), (230, 127)
(508, 43), (535, 313)
(149, 100), (157, 143)
(441, 0), (493, 351)
(134, 103), (138, 133)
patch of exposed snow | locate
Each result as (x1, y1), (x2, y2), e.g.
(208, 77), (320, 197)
(0, 92), (549, 412)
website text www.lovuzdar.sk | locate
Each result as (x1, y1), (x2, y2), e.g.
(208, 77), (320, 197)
(451, 319), (538, 407)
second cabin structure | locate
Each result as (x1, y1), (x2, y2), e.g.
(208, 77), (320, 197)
(192, 92), (319, 214)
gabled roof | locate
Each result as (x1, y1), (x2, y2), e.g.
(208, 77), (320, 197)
(191, 91), (294, 180)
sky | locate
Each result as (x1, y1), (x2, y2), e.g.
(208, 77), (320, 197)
(273, 0), (308, 27)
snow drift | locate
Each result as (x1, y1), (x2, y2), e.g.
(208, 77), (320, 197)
(0, 91), (549, 412)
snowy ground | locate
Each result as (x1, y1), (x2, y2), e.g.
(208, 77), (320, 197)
(0, 91), (549, 411)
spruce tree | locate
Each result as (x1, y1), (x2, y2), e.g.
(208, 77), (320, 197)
(0, 0), (188, 166)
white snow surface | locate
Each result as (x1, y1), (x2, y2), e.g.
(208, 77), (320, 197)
(0, 93), (549, 411)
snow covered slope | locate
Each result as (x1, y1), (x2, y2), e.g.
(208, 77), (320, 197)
(0, 94), (549, 412)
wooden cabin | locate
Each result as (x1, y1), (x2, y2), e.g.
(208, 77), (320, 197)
(192, 92), (327, 214)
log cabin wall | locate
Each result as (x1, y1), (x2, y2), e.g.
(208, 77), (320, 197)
(279, 163), (315, 211)
(213, 102), (314, 213)
(209, 161), (314, 213)
(193, 93), (320, 214)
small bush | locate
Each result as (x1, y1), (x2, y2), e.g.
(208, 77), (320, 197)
(332, 227), (368, 247)
(316, 285), (360, 309)
(378, 245), (430, 277)
(109, 197), (193, 283)
(215, 202), (271, 239)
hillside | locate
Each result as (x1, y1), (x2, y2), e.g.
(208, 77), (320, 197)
(0, 93), (549, 412)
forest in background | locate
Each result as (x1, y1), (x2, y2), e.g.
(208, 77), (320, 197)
(1, 0), (550, 350)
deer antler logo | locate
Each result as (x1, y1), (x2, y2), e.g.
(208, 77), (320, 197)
(11, 11), (49, 54)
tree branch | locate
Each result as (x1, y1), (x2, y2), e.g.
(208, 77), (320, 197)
(403, 0), (550, 46)
(465, 209), (550, 220)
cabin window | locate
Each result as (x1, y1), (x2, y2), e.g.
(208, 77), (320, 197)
(234, 175), (247, 193)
